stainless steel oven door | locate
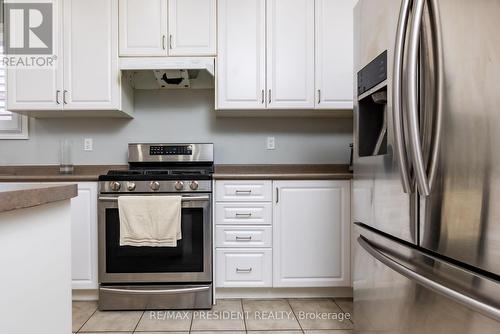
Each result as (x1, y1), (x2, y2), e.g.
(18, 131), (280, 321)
(98, 194), (212, 284)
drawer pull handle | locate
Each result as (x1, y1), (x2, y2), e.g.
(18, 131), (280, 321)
(235, 190), (252, 194)
(235, 213), (253, 218)
(236, 267), (253, 273)
(235, 236), (252, 241)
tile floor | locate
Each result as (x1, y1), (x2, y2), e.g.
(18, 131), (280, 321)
(73, 298), (353, 334)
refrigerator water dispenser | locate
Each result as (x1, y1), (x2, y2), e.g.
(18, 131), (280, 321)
(357, 51), (388, 157)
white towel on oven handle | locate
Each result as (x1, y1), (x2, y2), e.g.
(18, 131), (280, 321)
(118, 196), (182, 247)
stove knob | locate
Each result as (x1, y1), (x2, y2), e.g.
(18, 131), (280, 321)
(150, 181), (161, 191)
(127, 182), (136, 191)
(109, 181), (121, 191)
(175, 181), (185, 191)
(189, 181), (199, 190)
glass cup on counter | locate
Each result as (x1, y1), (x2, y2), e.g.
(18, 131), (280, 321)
(59, 139), (74, 174)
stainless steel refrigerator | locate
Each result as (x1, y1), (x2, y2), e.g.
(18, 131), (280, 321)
(353, 0), (500, 332)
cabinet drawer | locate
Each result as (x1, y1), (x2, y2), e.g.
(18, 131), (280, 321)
(215, 181), (272, 202)
(216, 226), (272, 248)
(215, 202), (272, 225)
(215, 249), (272, 287)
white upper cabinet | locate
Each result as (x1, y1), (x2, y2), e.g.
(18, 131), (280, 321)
(168, 0), (216, 56)
(215, 0), (354, 113)
(266, 0), (315, 109)
(7, 0), (133, 117)
(315, 0), (354, 109)
(273, 181), (351, 287)
(63, 0), (121, 110)
(119, 0), (215, 57)
(119, 0), (168, 56)
(217, 0), (266, 109)
(7, 0), (63, 111)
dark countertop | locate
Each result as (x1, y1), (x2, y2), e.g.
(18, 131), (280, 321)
(0, 164), (353, 182)
(213, 164), (352, 180)
(0, 165), (127, 182)
(0, 183), (78, 213)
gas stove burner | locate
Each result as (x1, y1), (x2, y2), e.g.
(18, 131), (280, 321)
(99, 143), (214, 193)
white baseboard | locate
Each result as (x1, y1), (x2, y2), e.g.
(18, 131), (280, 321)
(72, 289), (98, 301)
(215, 287), (353, 300)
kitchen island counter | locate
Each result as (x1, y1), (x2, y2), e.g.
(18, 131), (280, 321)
(0, 184), (76, 333)
(0, 183), (77, 213)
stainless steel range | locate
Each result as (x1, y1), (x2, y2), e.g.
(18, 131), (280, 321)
(98, 143), (213, 310)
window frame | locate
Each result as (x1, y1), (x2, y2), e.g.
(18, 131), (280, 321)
(0, 15), (29, 140)
(0, 112), (29, 139)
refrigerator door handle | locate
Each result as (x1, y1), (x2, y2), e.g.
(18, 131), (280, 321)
(393, 0), (413, 194)
(406, 0), (431, 196)
(426, 0), (444, 191)
(358, 236), (500, 322)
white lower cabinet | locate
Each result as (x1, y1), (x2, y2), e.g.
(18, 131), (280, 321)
(214, 179), (351, 290)
(273, 180), (350, 287)
(215, 249), (272, 287)
(215, 180), (273, 288)
(71, 183), (98, 290)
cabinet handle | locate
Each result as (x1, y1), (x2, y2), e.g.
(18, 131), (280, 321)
(268, 89), (272, 104)
(235, 236), (252, 241)
(56, 90), (60, 104)
(235, 213), (253, 218)
(261, 89), (265, 104)
(236, 267), (253, 273)
(318, 89), (321, 104)
(169, 34), (173, 49)
(235, 190), (252, 195)
(276, 188), (279, 204)
(63, 90), (68, 104)
(162, 35), (166, 50)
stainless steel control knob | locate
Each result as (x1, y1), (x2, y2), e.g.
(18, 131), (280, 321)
(189, 181), (199, 190)
(127, 182), (136, 191)
(150, 181), (161, 191)
(109, 181), (121, 191)
(175, 181), (185, 191)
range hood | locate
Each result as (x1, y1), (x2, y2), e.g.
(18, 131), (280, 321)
(120, 57), (215, 90)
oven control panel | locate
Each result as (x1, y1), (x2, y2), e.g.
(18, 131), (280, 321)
(149, 145), (193, 156)
(128, 143), (213, 163)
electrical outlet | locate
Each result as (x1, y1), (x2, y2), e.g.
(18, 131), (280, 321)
(267, 137), (276, 150)
(84, 138), (93, 151)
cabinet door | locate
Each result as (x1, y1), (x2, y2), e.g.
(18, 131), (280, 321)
(168, 0), (216, 56)
(63, 0), (120, 110)
(267, 0), (315, 109)
(71, 183), (98, 290)
(119, 0), (167, 56)
(216, 0), (266, 110)
(315, 0), (354, 110)
(6, 0), (63, 111)
(273, 180), (350, 287)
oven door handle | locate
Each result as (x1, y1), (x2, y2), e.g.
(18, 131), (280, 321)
(100, 286), (210, 295)
(98, 195), (210, 202)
